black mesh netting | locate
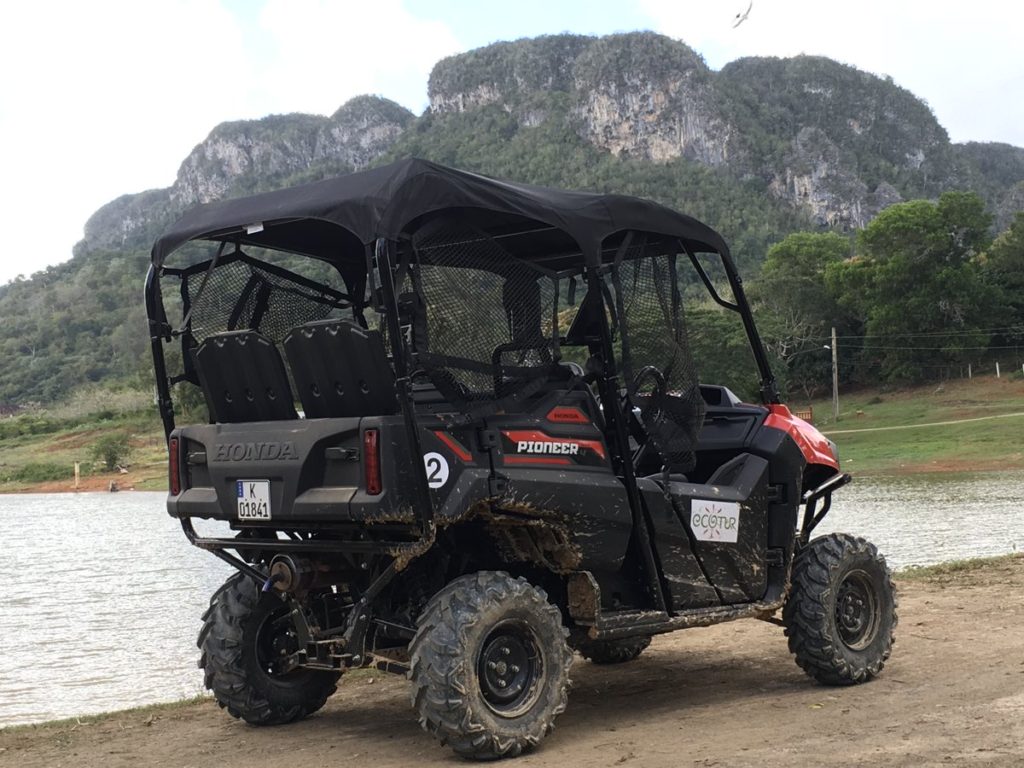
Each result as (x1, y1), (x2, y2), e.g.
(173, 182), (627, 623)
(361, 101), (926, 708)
(608, 240), (705, 473)
(406, 219), (564, 407)
(184, 257), (347, 344)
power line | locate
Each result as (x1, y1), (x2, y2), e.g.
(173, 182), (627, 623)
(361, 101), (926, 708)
(846, 344), (1024, 351)
(807, 326), (1024, 341)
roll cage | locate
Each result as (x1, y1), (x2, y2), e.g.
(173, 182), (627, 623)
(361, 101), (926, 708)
(145, 159), (781, 597)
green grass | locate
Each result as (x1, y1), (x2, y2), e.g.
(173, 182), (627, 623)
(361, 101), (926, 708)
(0, 403), (166, 492)
(794, 375), (1024, 474)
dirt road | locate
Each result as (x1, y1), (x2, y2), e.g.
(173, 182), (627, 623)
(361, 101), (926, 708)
(4, 557), (1024, 768)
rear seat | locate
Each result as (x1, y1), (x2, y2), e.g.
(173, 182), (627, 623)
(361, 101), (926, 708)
(283, 319), (398, 419)
(193, 330), (298, 423)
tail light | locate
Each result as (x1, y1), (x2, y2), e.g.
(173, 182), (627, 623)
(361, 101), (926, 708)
(363, 429), (382, 495)
(168, 436), (181, 496)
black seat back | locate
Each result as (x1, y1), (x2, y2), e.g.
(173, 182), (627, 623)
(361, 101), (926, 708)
(193, 330), (298, 423)
(283, 319), (398, 418)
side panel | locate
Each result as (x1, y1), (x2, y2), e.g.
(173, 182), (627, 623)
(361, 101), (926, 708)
(486, 391), (635, 578)
(666, 454), (771, 604)
(639, 479), (720, 611)
(415, 423), (494, 521)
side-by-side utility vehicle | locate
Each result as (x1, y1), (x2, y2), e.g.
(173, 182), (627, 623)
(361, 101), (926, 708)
(147, 159), (896, 759)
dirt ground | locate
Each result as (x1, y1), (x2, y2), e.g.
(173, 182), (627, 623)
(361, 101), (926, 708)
(4, 558), (1024, 768)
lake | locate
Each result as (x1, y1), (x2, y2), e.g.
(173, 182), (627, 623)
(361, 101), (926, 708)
(3, 471), (1023, 726)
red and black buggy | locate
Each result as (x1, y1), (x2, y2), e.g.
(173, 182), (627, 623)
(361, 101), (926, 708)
(146, 159), (896, 759)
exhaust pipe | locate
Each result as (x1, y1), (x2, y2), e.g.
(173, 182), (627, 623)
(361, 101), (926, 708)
(265, 555), (349, 594)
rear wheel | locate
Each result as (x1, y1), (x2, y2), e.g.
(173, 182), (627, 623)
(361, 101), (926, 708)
(784, 533), (897, 685)
(198, 572), (339, 725)
(409, 571), (573, 759)
(574, 635), (651, 665)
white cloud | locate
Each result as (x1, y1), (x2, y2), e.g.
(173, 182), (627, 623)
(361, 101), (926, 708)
(0, 0), (252, 283)
(0, 1), (1020, 286)
(0, 0), (460, 284)
(639, 0), (1024, 146)
(255, 0), (460, 115)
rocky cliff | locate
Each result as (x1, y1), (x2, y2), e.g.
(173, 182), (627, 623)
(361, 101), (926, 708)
(76, 96), (413, 255)
(427, 34), (1000, 230)
(78, 32), (1024, 255)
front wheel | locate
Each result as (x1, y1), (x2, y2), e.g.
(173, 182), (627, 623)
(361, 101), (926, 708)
(198, 572), (339, 725)
(783, 533), (897, 685)
(409, 571), (573, 759)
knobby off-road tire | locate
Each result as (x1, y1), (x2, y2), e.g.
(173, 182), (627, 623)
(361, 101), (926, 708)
(198, 572), (339, 725)
(574, 635), (651, 665)
(409, 571), (574, 760)
(784, 533), (897, 685)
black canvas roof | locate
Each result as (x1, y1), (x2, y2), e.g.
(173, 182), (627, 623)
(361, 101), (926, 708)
(152, 157), (729, 267)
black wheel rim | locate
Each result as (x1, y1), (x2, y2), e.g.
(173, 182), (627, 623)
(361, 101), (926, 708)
(255, 607), (301, 677)
(835, 569), (880, 650)
(477, 620), (544, 717)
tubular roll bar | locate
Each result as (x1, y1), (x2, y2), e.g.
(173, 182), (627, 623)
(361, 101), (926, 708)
(799, 472), (852, 546)
(146, 264), (176, 439)
(682, 242), (779, 404)
(145, 241), (438, 566)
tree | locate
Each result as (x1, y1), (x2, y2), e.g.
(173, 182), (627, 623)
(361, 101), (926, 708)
(91, 433), (133, 471)
(687, 306), (762, 401)
(829, 193), (993, 382)
(752, 231), (852, 396)
(981, 212), (1024, 333)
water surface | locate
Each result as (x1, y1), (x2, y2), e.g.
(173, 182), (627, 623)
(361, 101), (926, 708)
(2, 493), (228, 727)
(2, 472), (1022, 726)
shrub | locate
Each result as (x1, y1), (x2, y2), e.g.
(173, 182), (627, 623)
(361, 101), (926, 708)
(2, 462), (71, 483)
(90, 433), (133, 471)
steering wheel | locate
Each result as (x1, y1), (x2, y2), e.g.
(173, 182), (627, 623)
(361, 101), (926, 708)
(626, 366), (668, 470)
(630, 365), (667, 401)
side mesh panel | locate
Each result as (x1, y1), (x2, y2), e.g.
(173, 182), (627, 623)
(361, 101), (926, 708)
(184, 258), (346, 344)
(406, 219), (564, 410)
(609, 240), (705, 472)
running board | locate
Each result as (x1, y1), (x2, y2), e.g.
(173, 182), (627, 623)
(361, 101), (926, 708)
(567, 570), (785, 641)
(589, 599), (783, 641)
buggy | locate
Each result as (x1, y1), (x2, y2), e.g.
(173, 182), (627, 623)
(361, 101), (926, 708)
(147, 159), (896, 759)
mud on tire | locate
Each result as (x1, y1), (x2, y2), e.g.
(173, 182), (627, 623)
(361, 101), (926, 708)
(574, 635), (651, 665)
(784, 533), (897, 685)
(198, 572), (339, 725)
(409, 571), (573, 760)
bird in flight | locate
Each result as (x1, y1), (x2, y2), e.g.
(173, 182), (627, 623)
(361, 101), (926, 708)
(733, 0), (753, 28)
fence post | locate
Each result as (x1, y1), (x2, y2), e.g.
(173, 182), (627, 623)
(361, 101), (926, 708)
(997, 362), (1001, 378)
(74, 462), (80, 490)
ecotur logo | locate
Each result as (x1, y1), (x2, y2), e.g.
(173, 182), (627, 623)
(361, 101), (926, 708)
(690, 500), (741, 543)
(214, 442), (299, 462)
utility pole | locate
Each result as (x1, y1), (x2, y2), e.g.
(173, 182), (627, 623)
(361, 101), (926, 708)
(831, 326), (839, 422)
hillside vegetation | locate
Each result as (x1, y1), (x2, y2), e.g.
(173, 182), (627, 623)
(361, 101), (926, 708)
(1, 32), (1023, 408)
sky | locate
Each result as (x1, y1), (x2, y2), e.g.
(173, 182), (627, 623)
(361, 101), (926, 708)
(0, 0), (1021, 285)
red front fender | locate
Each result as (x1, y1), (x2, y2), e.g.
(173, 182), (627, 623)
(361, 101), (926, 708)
(763, 404), (839, 471)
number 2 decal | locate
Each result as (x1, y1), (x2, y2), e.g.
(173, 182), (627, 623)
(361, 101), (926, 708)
(422, 452), (450, 488)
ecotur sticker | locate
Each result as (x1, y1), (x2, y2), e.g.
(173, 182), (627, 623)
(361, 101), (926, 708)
(423, 452), (450, 488)
(690, 500), (740, 543)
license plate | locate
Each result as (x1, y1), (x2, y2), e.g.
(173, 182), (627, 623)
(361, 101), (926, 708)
(236, 480), (271, 520)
